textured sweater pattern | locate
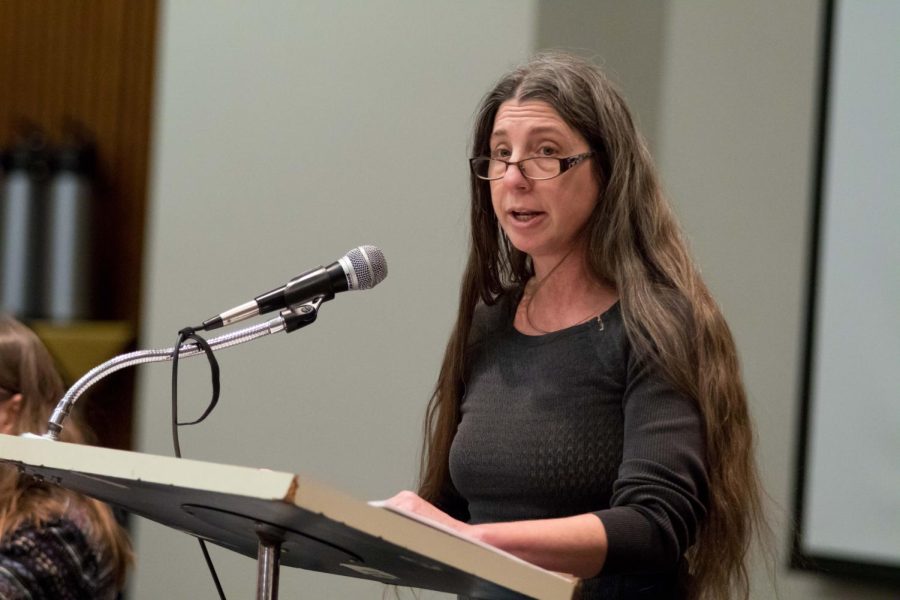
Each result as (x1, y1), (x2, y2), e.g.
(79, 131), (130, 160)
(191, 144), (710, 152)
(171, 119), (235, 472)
(445, 296), (709, 599)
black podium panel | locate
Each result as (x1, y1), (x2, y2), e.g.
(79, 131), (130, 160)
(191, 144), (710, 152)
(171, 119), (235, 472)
(0, 434), (579, 600)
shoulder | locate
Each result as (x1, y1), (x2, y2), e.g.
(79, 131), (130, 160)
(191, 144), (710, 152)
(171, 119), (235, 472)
(583, 300), (630, 363)
(469, 290), (518, 347)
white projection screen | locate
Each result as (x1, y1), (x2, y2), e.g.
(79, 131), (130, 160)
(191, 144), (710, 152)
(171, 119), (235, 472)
(792, 0), (900, 584)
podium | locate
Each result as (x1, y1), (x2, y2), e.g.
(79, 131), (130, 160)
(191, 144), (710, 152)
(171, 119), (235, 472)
(0, 434), (580, 599)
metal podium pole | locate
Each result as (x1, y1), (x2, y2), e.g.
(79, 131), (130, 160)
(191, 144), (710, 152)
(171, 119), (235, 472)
(256, 524), (285, 600)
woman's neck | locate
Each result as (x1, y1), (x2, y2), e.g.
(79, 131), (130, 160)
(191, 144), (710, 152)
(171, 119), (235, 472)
(517, 246), (618, 335)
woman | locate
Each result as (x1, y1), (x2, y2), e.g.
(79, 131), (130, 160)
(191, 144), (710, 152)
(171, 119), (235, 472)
(387, 52), (766, 599)
(0, 315), (132, 599)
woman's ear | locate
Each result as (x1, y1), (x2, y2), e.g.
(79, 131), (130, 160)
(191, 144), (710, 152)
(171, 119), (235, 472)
(0, 393), (23, 435)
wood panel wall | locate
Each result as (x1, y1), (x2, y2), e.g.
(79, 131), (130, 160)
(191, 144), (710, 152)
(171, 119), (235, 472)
(0, 0), (159, 449)
(0, 0), (157, 323)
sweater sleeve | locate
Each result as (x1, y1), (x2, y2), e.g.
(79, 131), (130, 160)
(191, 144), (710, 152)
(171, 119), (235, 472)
(594, 350), (709, 573)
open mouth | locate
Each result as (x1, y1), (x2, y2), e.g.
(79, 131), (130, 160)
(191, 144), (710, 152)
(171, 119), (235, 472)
(510, 210), (545, 222)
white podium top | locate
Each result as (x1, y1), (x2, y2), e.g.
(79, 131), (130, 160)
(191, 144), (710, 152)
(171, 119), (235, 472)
(0, 434), (580, 600)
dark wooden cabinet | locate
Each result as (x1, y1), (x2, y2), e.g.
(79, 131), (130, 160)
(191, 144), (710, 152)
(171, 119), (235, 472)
(0, 1), (159, 449)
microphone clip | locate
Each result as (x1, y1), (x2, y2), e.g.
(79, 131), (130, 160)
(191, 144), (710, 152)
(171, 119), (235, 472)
(281, 297), (325, 333)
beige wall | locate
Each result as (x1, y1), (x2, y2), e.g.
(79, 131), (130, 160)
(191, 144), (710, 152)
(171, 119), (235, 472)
(656, 2), (894, 598)
(535, 0), (668, 152)
(134, 2), (535, 598)
(538, 1), (896, 598)
(133, 1), (896, 598)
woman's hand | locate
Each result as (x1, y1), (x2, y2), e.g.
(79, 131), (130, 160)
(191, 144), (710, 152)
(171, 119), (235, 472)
(383, 490), (473, 536)
(383, 493), (606, 578)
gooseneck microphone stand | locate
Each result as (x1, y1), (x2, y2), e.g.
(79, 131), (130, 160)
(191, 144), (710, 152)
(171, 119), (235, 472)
(38, 298), (323, 600)
(44, 299), (321, 442)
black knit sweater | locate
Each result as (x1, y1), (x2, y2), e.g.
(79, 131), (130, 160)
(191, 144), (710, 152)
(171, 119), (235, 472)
(444, 296), (708, 599)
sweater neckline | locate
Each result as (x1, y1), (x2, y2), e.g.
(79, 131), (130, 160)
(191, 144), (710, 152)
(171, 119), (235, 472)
(504, 295), (620, 346)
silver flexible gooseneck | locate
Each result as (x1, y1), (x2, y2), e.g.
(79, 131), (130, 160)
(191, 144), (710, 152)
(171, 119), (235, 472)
(44, 314), (289, 441)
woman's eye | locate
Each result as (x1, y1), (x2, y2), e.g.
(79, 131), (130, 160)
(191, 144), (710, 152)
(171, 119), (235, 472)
(492, 148), (511, 159)
(538, 146), (558, 157)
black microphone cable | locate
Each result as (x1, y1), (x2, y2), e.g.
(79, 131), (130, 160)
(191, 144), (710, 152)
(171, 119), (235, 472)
(171, 325), (227, 600)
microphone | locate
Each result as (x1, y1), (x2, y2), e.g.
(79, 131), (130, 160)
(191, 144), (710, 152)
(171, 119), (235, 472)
(201, 245), (387, 331)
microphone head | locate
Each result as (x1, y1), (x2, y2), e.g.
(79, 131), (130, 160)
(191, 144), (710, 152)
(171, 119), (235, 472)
(340, 245), (387, 291)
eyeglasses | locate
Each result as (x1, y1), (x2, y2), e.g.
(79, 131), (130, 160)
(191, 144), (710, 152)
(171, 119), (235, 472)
(469, 151), (594, 181)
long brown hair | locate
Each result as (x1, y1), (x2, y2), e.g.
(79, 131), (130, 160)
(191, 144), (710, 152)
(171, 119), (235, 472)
(0, 314), (132, 589)
(419, 52), (766, 600)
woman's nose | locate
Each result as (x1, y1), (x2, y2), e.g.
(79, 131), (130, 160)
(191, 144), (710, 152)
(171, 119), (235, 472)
(501, 159), (530, 190)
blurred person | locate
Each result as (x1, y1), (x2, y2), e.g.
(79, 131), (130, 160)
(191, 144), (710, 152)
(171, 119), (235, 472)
(0, 314), (132, 599)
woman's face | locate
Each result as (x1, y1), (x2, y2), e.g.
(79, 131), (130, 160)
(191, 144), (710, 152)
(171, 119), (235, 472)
(488, 99), (599, 268)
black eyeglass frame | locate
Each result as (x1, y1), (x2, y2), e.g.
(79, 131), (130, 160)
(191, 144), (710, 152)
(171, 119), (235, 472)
(469, 151), (595, 181)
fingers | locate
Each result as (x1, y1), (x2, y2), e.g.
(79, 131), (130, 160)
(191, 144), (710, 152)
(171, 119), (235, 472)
(383, 491), (469, 533)
(384, 490), (424, 511)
